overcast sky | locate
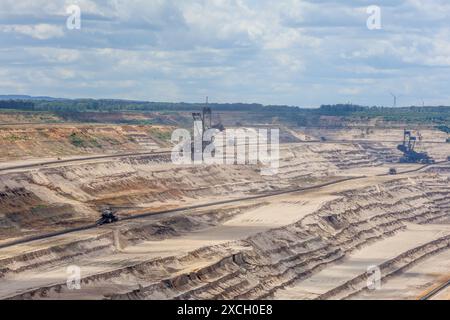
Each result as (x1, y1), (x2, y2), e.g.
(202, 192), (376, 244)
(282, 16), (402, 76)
(1, 0), (449, 107)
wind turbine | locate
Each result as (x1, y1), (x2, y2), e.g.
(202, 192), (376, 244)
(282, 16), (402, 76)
(389, 92), (397, 107)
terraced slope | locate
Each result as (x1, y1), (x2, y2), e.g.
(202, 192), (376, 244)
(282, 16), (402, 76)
(0, 125), (171, 162)
(0, 143), (398, 241)
(1, 172), (448, 300)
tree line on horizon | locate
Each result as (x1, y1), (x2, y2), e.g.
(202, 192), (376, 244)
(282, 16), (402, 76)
(0, 99), (449, 127)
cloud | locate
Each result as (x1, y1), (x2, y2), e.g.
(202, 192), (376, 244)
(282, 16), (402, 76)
(0, 0), (449, 106)
(1, 24), (64, 39)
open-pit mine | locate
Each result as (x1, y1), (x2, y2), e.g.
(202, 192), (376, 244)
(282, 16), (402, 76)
(0, 113), (449, 301)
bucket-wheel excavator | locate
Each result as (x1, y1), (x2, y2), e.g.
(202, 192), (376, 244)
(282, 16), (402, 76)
(397, 130), (434, 164)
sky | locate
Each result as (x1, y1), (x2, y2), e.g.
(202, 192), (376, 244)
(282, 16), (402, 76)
(0, 0), (449, 107)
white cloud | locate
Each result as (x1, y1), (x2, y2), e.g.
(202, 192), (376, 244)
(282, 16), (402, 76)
(1, 24), (64, 39)
(0, 0), (449, 106)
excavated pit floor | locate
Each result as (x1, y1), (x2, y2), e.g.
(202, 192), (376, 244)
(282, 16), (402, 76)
(0, 139), (449, 300)
(274, 224), (450, 300)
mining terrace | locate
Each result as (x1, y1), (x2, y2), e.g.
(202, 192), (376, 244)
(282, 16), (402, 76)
(0, 122), (449, 300)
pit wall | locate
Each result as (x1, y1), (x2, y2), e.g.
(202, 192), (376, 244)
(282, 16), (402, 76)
(0, 142), (400, 240)
(5, 174), (450, 300)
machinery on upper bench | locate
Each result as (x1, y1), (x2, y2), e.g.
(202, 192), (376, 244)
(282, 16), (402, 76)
(192, 105), (225, 134)
(397, 129), (434, 164)
(192, 99), (225, 157)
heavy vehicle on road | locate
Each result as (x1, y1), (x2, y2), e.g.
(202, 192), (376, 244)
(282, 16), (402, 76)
(96, 208), (119, 226)
(389, 168), (397, 175)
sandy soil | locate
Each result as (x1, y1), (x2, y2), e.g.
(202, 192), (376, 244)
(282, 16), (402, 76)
(274, 224), (450, 300)
(1, 166), (449, 299)
(430, 284), (450, 300)
(0, 192), (335, 299)
(0, 126), (449, 300)
(349, 249), (450, 300)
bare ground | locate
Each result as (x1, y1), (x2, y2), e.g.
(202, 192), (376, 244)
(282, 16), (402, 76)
(0, 127), (449, 300)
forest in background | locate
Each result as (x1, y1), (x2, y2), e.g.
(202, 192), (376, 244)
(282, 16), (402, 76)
(1, 98), (450, 129)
